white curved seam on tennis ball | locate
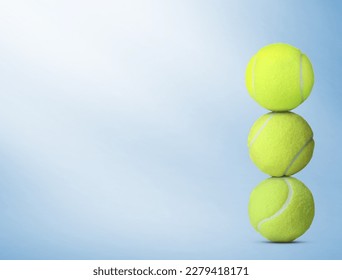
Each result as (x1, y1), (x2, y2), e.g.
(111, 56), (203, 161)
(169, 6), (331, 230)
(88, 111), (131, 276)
(283, 136), (313, 175)
(248, 114), (274, 148)
(252, 56), (257, 97)
(300, 52), (304, 102)
(257, 178), (293, 232)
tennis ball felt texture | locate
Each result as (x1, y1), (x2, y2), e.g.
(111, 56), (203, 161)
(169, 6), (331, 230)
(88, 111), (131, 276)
(248, 112), (314, 177)
(245, 43), (314, 111)
(248, 177), (315, 242)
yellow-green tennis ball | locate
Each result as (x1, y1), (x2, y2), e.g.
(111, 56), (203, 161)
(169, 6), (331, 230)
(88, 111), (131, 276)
(248, 177), (315, 242)
(248, 112), (314, 177)
(245, 43), (314, 111)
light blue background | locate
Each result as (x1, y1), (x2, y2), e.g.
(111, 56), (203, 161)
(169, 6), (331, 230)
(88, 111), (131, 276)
(0, 0), (341, 259)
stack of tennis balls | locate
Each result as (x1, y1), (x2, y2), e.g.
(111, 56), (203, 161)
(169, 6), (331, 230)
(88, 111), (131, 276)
(245, 43), (315, 242)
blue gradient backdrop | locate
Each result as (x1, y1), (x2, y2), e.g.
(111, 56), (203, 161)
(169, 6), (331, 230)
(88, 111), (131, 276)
(0, 0), (341, 259)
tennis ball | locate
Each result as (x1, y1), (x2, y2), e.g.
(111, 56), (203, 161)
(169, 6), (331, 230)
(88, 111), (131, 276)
(248, 112), (314, 177)
(248, 177), (315, 242)
(245, 43), (314, 111)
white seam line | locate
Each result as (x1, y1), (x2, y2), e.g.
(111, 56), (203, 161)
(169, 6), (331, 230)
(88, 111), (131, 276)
(283, 137), (313, 175)
(252, 56), (257, 98)
(248, 114), (274, 148)
(257, 178), (293, 232)
(300, 53), (304, 102)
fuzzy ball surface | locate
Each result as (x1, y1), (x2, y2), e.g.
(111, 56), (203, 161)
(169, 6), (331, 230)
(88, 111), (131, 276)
(248, 112), (314, 177)
(245, 43), (314, 111)
(248, 177), (315, 242)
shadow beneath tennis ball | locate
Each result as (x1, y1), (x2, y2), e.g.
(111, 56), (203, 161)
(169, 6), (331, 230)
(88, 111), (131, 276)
(259, 240), (307, 244)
